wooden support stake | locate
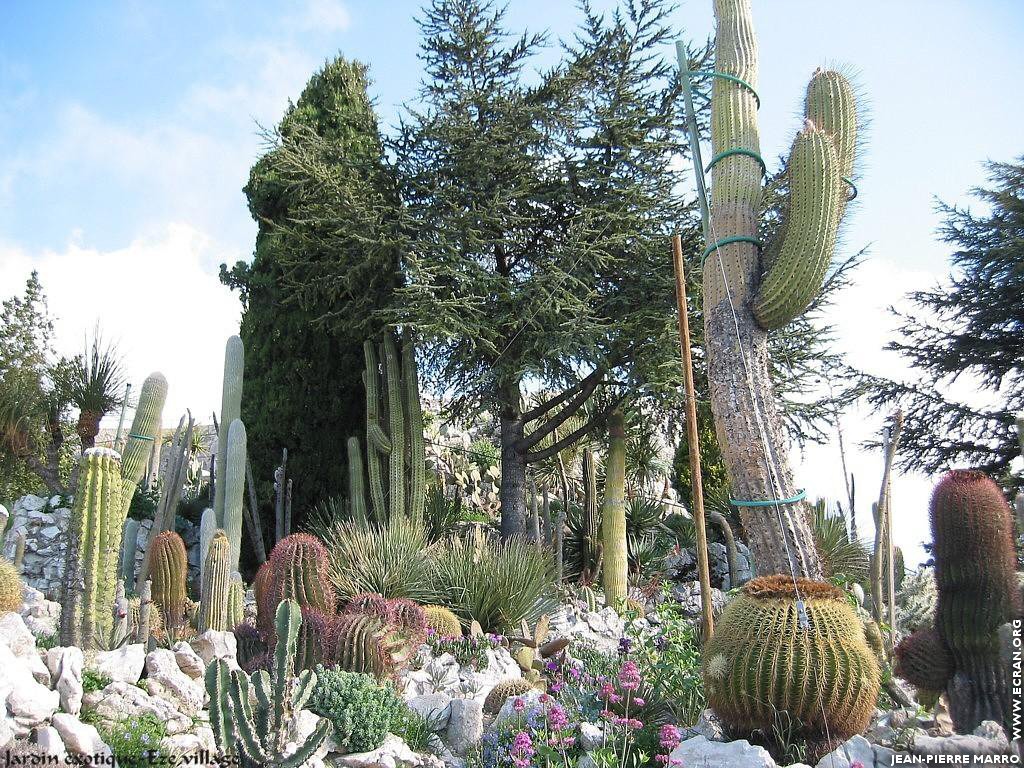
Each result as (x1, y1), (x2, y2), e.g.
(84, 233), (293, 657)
(672, 234), (714, 641)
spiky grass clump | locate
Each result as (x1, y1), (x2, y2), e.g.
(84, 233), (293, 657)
(703, 575), (880, 742)
(433, 529), (555, 634)
(314, 518), (438, 604)
(0, 558), (23, 614)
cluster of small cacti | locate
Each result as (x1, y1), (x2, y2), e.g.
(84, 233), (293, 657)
(483, 678), (536, 715)
(0, 558), (24, 614)
(703, 575), (880, 746)
(508, 614), (569, 683)
(893, 470), (1021, 734)
(423, 604), (462, 637)
(206, 600), (332, 767)
(359, 332), (426, 523)
(60, 447), (126, 648)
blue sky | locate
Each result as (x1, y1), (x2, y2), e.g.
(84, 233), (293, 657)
(1, 0), (1022, 561)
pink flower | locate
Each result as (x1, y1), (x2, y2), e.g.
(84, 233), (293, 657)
(850, 763), (865, 768)
(539, 693), (552, 704)
(658, 724), (682, 751)
(600, 709), (615, 720)
(609, 693), (623, 704)
(618, 660), (641, 691)
(513, 697), (526, 713)
(633, 697), (646, 707)
(511, 730), (534, 767)
(546, 703), (569, 731)
(599, 682), (615, 698)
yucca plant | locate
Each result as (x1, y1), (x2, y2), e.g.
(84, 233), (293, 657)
(812, 498), (869, 583)
(433, 528), (556, 634)
(61, 328), (125, 452)
(312, 516), (438, 603)
(422, 485), (463, 542)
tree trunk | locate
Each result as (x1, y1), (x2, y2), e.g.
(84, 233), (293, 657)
(601, 409), (627, 607)
(499, 380), (528, 538)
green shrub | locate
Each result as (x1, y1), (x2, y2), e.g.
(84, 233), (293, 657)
(306, 667), (403, 754)
(467, 438), (499, 472)
(433, 529), (555, 634)
(100, 713), (166, 768)
(313, 517), (438, 603)
(83, 668), (113, 694)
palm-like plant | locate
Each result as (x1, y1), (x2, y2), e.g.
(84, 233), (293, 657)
(61, 330), (125, 451)
(812, 498), (870, 583)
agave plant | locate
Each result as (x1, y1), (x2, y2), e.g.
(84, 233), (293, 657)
(60, 329), (125, 451)
(312, 516), (439, 604)
(433, 528), (556, 634)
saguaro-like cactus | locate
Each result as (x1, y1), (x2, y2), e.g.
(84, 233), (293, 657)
(703, 575), (880, 747)
(601, 410), (627, 607)
(213, 336), (244, 528)
(260, 533), (335, 638)
(199, 530), (232, 633)
(149, 530), (188, 632)
(363, 331), (426, 523)
(927, 470), (1019, 733)
(205, 600), (332, 767)
(223, 419), (247, 573)
(61, 447), (125, 648)
(118, 373), (168, 520)
(693, 0), (860, 578)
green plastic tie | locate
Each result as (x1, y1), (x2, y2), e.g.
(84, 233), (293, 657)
(706, 147), (767, 176)
(842, 176), (858, 201)
(702, 235), (762, 265)
(730, 489), (807, 508)
(126, 433), (155, 441)
(683, 70), (761, 108)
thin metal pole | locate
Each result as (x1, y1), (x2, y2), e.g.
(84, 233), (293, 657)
(673, 234), (714, 641)
(676, 40), (711, 243)
(114, 382), (131, 450)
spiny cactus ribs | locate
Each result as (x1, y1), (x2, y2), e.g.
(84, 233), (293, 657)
(259, 533), (335, 637)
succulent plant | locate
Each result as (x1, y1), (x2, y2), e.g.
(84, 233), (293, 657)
(295, 606), (331, 673)
(205, 600), (332, 767)
(60, 447), (125, 648)
(260, 534), (335, 638)
(347, 436), (368, 526)
(222, 419), (247, 573)
(226, 572), (245, 629)
(703, 575), (880, 742)
(149, 531), (188, 633)
(213, 336), (244, 529)
(423, 605), (462, 638)
(0, 557), (23, 614)
(199, 530), (231, 633)
(233, 621), (265, 671)
(894, 627), (953, 695)
(483, 678), (535, 715)
(118, 372), (167, 520)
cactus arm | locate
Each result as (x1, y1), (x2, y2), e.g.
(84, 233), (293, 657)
(363, 342), (388, 520)
(383, 334), (406, 521)
(223, 419), (247, 572)
(347, 437), (369, 526)
(118, 372), (168, 520)
(272, 600), (302, 742)
(228, 670), (270, 764)
(205, 659), (235, 754)
(292, 668), (317, 710)
(198, 507), (216, 586)
(214, 336), (244, 529)
(402, 335), (426, 523)
(278, 719), (332, 768)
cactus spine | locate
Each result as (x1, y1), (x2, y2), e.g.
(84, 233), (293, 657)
(149, 530), (188, 632)
(703, 575), (880, 744)
(199, 530), (231, 632)
(601, 410), (627, 607)
(223, 419), (247, 573)
(347, 437), (368, 525)
(213, 336), (244, 529)
(118, 373), (168, 520)
(363, 332), (426, 523)
(205, 600), (332, 767)
(60, 447), (125, 648)
(260, 533), (335, 638)
(926, 470), (1020, 733)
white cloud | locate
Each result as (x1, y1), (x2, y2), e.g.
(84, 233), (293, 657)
(0, 225), (242, 432)
(298, 0), (352, 33)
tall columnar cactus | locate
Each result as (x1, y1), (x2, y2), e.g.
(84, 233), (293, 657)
(703, 576), (880, 745)
(601, 410), (627, 607)
(260, 534), (335, 638)
(60, 447), (125, 648)
(149, 530), (188, 632)
(363, 331), (426, 523)
(694, 0), (860, 578)
(199, 531), (232, 633)
(581, 450), (601, 581)
(153, 412), (195, 533)
(923, 470), (1020, 733)
(199, 507), (216, 586)
(214, 336), (244, 529)
(120, 517), (140, 585)
(227, 572), (245, 629)
(347, 437), (368, 525)
(118, 373), (168, 521)
(222, 419), (247, 573)
(205, 600), (332, 767)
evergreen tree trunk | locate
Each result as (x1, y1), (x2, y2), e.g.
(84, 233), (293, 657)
(499, 380), (528, 538)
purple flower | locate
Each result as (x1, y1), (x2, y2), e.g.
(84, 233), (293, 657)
(511, 731), (534, 768)
(618, 636), (633, 656)
(546, 703), (569, 731)
(513, 697), (526, 713)
(550, 681), (564, 694)
(633, 697), (646, 707)
(618, 660), (641, 691)
(658, 724), (682, 751)
(654, 634), (668, 651)
(545, 659), (559, 672)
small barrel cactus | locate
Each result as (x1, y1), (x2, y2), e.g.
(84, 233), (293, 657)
(703, 575), (880, 744)
(0, 558), (24, 614)
(149, 531), (188, 632)
(424, 605), (462, 638)
(483, 678), (535, 715)
(295, 606), (331, 673)
(894, 627), (953, 694)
